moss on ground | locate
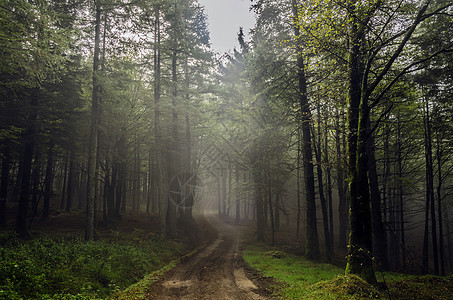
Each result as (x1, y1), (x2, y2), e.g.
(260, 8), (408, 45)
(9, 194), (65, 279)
(243, 242), (453, 299)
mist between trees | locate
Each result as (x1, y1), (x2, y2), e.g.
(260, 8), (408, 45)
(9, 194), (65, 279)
(1, 0), (452, 285)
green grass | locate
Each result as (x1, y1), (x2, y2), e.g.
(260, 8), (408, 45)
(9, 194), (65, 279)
(243, 243), (453, 299)
(112, 247), (200, 299)
(243, 244), (345, 299)
(0, 230), (187, 299)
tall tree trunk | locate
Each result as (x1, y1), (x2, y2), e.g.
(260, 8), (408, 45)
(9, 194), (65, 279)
(166, 19), (179, 238)
(16, 141), (33, 237)
(85, 0), (101, 241)
(147, 149), (152, 215)
(336, 110), (347, 249)
(268, 171), (275, 246)
(31, 151), (40, 223)
(66, 150), (75, 212)
(235, 166), (240, 223)
(389, 181), (399, 270)
(184, 113), (194, 220)
(116, 162), (126, 217)
(252, 160), (265, 242)
(107, 164), (117, 219)
(445, 208), (453, 272)
(59, 152), (68, 210)
(382, 125), (390, 241)
(153, 4), (164, 229)
(103, 163), (109, 221)
(121, 164), (127, 214)
(344, 0), (376, 283)
(315, 104), (332, 261)
(132, 139), (140, 211)
(263, 185), (268, 227)
(423, 97), (438, 274)
(78, 162), (85, 210)
(227, 163), (232, 217)
(222, 168), (227, 216)
(41, 145), (54, 221)
(217, 170), (222, 215)
(367, 120), (389, 271)
(325, 125), (334, 256)
(291, 0), (319, 260)
(436, 135), (445, 276)
(275, 192), (280, 232)
(396, 114), (406, 269)
(0, 145), (10, 225)
(244, 172), (248, 219)
(296, 126), (301, 237)
(16, 88), (39, 237)
(137, 145), (141, 211)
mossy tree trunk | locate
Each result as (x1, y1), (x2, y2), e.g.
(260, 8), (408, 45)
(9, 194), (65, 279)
(291, 0), (319, 260)
(344, 0), (376, 283)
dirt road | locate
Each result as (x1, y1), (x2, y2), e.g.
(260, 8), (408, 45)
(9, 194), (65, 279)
(146, 215), (270, 299)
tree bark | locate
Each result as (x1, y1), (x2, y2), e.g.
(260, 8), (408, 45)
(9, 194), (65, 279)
(436, 135), (445, 276)
(367, 120), (389, 271)
(396, 114), (406, 269)
(0, 145), (10, 225)
(291, 0), (319, 260)
(235, 166), (240, 223)
(85, 0), (101, 241)
(423, 96), (438, 274)
(325, 125), (334, 256)
(344, 0), (376, 283)
(268, 170), (275, 246)
(66, 150), (75, 212)
(252, 160), (265, 242)
(16, 87), (39, 237)
(153, 4), (164, 228)
(41, 145), (54, 221)
(59, 152), (68, 210)
(217, 170), (221, 215)
(166, 14), (179, 237)
(30, 151), (40, 224)
(296, 127), (301, 237)
(315, 104), (332, 261)
(336, 110), (348, 249)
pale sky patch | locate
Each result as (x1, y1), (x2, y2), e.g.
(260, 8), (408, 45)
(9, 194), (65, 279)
(197, 0), (255, 53)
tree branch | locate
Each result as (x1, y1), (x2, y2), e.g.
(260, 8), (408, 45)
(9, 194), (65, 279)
(370, 48), (453, 109)
(365, 0), (432, 101)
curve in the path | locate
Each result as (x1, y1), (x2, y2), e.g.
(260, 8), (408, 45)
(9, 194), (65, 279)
(148, 215), (267, 300)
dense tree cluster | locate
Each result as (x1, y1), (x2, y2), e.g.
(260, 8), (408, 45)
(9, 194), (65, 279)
(0, 0), (212, 241)
(1, 0), (452, 285)
(215, 0), (453, 282)
(238, 0), (452, 282)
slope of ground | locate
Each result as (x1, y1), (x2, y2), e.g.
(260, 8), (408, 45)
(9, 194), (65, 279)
(116, 215), (276, 300)
(0, 210), (195, 299)
(243, 242), (453, 299)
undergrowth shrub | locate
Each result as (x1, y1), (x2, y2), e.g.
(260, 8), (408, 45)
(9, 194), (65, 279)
(0, 231), (186, 299)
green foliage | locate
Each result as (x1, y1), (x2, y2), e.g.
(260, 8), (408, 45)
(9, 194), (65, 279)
(386, 275), (453, 300)
(311, 275), (380, 299)
(113, 247), (200, 299)
(0, 231), (186, 299)
(243, 243), (343, 298)
(244, 242), (453, 299)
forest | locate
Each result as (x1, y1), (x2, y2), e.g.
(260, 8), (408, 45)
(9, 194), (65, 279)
(1, 0), (453, 299)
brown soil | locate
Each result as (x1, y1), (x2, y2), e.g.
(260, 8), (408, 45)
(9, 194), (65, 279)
(2, 206), (280, 299)
(143, 215), (277, 300)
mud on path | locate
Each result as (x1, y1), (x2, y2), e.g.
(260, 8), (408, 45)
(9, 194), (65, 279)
(144, 215), (271, 299)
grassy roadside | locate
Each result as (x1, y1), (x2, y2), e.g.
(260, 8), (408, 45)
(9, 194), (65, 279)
(243, 242), (453, 299)
(0, 230), (187, 299)
(111, 246), (201, 300)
